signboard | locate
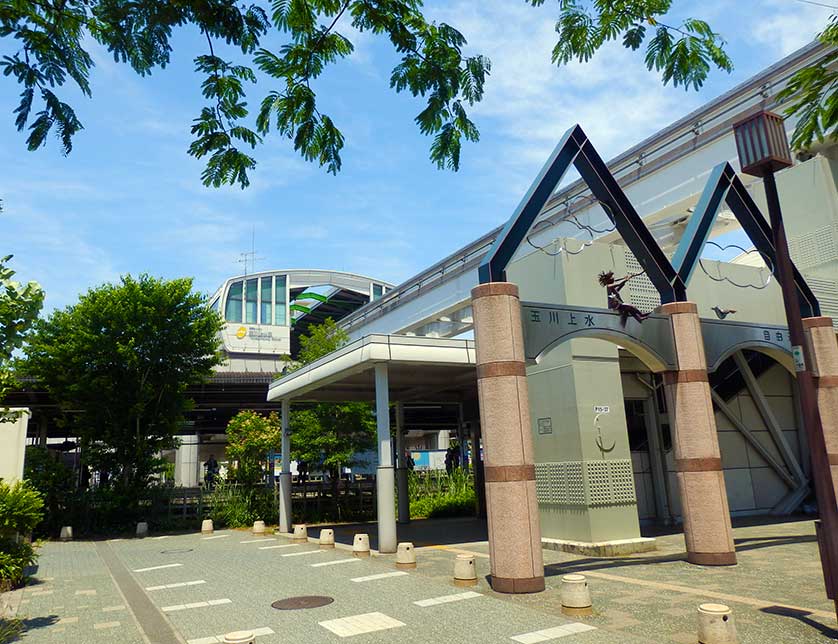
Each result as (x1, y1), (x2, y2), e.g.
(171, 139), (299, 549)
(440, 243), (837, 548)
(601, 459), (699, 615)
(520, 303), (677, 369)
(593, 405), (610, 414)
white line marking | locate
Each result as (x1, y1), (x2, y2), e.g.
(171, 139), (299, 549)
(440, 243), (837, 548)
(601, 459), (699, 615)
(240, 538), (276, 544)
(319, 612), (405, 637)
(350, 571), (408, 583)
(162, 598), (232, 612)
(311, 558), (361, 568)
(510, 623), (597, 643)
(58, 617), (79, 625)
(186, 627), (274, 644)
(414, 591), (483, 607)
(258, 544), (298, 550)
(102, 605), (126, 612)
(151, 536), (170, 540)
(281, 549), (327, 557)
(133, 563), (183, 573)
(201, 534), (230, 540)
(93, 621), (120, 630)
(75, 589), (97, 596)
(145, 580), (206, 591)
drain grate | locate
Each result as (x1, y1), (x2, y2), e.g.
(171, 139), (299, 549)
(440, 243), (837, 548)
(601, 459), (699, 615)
(160, 548), (194, 554)
(272, 596), (334, 610)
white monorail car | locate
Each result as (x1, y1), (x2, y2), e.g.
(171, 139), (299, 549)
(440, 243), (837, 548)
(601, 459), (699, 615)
(209, 269), (392, 372)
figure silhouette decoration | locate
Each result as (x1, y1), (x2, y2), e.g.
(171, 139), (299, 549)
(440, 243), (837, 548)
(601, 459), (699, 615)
(598, 271), (650, 326)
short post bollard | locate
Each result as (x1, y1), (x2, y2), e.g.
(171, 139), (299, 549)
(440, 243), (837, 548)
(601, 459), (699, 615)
(222, 631), (255, 644)
(698, 603), (738, 644)
(353, 534), (370, 558)
(136, 522), (149, 539)
(252, 520), (266, 536)
(201, 519), (214, 534)
(59, 526), (73, 542)
(396, 542), (416, 570)
(453, 554), (477, 587)
(319, 529), (335, 549)
(292, 524), (308, 542)
(560, 574), (592, 617)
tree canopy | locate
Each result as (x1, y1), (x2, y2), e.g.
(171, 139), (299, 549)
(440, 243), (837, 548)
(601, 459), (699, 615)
(225, 409), (281, 485)
(2, 1), (835, 187)
(22, 274), (224, 491)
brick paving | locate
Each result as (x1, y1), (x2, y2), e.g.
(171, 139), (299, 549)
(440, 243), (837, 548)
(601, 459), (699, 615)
(2, 517), (835, 643)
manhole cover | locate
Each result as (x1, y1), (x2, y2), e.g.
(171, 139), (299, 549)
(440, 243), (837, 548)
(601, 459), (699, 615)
(272, 596), (334, 610)
(160, 548), (193, 554)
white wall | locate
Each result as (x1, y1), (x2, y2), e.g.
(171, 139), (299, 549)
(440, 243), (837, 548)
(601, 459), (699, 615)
(0, 410), (30, 483)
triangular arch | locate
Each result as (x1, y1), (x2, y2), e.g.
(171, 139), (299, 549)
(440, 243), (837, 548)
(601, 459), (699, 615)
(479, 125), (687, 304)
(671, 162), (820, 318)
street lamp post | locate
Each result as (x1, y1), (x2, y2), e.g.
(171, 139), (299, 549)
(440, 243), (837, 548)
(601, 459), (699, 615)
(733, 110), (838, 617)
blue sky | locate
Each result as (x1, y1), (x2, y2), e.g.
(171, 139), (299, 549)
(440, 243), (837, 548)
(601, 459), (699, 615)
(0, 0), (833, 311)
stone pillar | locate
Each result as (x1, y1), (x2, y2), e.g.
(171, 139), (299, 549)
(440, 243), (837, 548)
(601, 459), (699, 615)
(660, 302), (736, 566)
(375, 364), (397, 554)
(802, 317), (838, 499)
(395, 402), (410, 524)
(278, 399), (293, 533)
(175, 435), (199, 487)
(471, 282), (544, 593)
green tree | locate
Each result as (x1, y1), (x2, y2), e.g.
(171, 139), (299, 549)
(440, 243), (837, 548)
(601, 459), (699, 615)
(0, 204), (44, 420)
(225, 409), (281, 485)
(289, 317), (375, 511)
(22, 275), (224, 494)
(1, 0), (490, 187)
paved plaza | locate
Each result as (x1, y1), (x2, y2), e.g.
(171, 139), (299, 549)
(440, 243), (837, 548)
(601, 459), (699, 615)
(2, 517), (836, 643)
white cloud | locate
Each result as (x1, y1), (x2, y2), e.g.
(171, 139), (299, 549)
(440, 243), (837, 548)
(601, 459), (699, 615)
(748, 0), (833, 56)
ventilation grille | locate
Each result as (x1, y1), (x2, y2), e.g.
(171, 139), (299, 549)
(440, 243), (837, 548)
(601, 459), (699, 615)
(534, 460), (637, 507)
(789, 224), (838, 271)
(625, 252), (661, 312)
(805, 275), (838, 330)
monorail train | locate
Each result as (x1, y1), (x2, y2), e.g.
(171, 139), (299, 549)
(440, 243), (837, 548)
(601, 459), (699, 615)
(209, 269), (392, 372)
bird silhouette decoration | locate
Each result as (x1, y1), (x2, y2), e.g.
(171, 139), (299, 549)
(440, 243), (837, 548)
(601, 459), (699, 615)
(712, 306), (737, 319)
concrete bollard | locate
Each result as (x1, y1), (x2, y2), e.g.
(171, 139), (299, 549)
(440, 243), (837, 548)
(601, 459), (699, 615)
(453, 554), (477, 586)
(201, 519), (214, 534)
(136, 522), (149, 539)
(59, 526), (73, 542)
(292, 524), (308, 542)
(319, 529), (335, 549)
(252, 520), (266, 536)
(353, 533), (370, 558)
(396, 542), (416, 570)
(560, 574), (592, 617)
(698, 603), (738, 644)
(222, 631), (255, 644)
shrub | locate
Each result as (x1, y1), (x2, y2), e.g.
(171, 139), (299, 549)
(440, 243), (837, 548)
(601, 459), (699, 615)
(23, 447), (75, 537)
(0, 540), (37, 588)
(208, 482), (276, 529)
(0, 617), (23, 644)
(0, 481), (44, 537)
(408, 469), (476, 519)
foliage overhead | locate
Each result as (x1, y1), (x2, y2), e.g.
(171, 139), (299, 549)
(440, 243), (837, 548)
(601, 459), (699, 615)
(23, 274), (224, 491)
(225, 409), (281, 485)
(0, 0), (491, 187)
(3, 2), (836, 185)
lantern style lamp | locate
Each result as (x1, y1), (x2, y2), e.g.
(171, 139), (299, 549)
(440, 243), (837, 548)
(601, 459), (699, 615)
(732, 110), (793, 177)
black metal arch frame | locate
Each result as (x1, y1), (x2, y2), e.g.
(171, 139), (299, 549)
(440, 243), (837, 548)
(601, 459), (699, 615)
(671, 162), (820, 318)
(478, 125), (687, 304)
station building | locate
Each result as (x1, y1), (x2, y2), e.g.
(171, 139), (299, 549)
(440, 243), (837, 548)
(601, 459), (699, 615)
(265, 40), (838, 571)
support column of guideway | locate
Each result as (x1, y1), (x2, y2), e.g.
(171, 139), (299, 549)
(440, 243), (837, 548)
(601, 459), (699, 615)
(375, 364), (398, 554)
(803, 317), (838, 501)
(278, 399), (293, 534)
(471, 282), (544, 594)
(660, 302), (736, 566)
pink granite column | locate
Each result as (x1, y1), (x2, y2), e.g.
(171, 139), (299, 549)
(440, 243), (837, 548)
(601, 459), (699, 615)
(471, 282), (544, 593)
(660, 302), (736, 566)
(803, 317), (838, 500)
